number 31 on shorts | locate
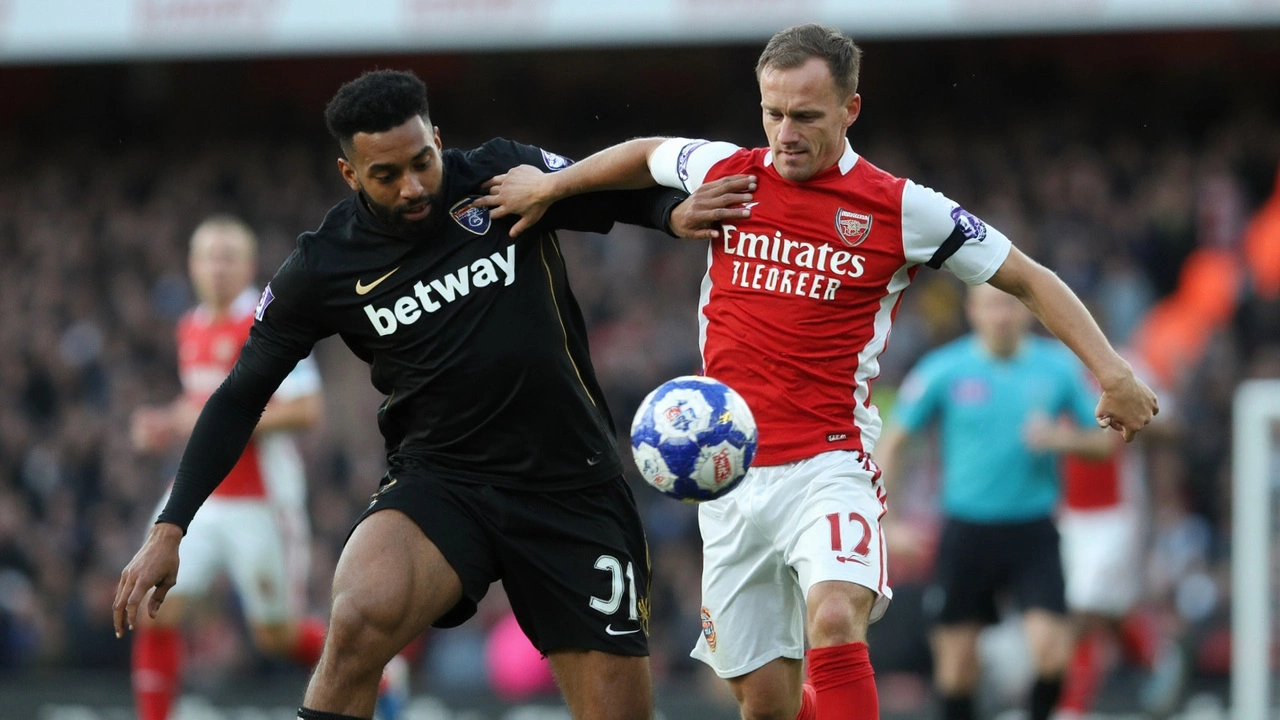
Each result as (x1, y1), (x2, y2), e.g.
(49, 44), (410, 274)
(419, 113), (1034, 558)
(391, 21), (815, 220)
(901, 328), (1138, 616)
(589, 555), (640, 620)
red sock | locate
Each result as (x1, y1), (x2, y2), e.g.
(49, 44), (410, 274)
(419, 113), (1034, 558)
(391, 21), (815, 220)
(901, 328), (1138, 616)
(796, 682), (817, 720)
(1058, 631), (1103, 713)
(807, 642), (879, 720)
(289, 617), (328, 667)
(132, 626), (184, 720)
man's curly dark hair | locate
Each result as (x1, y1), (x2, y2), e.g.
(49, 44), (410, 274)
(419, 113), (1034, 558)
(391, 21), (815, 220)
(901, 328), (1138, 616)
(324, 70), (431, 154)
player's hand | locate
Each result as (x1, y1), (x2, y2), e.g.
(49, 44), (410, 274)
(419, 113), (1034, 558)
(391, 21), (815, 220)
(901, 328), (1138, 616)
(669, 174), (757, 241)
(113, 522), (183, 637)
(1096, 372), (1159, 442)
(473, 164), (555, 237)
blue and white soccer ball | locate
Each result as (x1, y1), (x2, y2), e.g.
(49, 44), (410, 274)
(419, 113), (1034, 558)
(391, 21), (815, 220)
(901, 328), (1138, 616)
(629, 375), (758, 502)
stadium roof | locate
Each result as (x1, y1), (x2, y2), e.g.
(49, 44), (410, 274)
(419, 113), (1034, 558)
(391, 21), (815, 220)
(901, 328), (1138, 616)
(3, 0), (1280, 64)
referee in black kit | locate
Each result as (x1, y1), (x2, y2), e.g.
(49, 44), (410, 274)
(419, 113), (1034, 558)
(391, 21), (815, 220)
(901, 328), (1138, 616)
(113, 69), (755, 720)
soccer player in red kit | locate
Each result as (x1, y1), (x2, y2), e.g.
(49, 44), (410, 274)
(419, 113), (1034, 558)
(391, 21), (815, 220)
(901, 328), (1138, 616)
(1056, 356), (1185, 718)
(478, 25), (1152, 720)
(130, 216), (407, 720)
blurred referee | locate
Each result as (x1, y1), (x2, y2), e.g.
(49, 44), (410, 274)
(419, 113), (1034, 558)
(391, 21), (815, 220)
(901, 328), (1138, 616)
(878, 284), (1118, 720)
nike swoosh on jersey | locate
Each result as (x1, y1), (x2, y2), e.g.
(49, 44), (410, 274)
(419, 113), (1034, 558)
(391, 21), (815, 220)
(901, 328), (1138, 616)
(355, 267), (401, 295)
(743, 201), (760, 209)
(605, 624), (641, 636)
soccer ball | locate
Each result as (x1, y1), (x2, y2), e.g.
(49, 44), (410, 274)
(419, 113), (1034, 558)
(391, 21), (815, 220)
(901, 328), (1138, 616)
(629, 375), (758, 502)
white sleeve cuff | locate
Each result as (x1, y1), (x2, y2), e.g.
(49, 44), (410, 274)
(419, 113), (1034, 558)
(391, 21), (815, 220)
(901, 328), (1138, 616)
(648, 138), (740, 193)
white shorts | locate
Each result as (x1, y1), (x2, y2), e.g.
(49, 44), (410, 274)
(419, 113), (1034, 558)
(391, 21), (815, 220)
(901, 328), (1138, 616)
(692, 450), (891, 678)
(155, 493), (310, 624)
(1059, 506), (1140, 616)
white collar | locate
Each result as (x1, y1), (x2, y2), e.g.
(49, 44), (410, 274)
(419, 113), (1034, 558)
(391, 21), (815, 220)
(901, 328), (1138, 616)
(765, 139), (859, 176)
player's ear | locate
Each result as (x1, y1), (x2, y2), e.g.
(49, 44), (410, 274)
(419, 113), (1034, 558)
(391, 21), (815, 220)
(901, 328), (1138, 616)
(844, 93), (862, 129)
(337, 157), (360, 192)
(432, 124), (442, 152)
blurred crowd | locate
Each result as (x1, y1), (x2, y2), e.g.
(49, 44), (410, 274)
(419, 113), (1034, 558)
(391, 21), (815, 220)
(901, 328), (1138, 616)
(1, 30), (1279, 713)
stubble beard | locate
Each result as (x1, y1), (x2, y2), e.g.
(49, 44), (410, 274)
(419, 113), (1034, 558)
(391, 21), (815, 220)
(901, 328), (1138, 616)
(361, 189), (446, 237)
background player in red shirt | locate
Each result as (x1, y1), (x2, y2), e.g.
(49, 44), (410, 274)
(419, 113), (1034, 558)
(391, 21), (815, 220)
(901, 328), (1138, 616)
(129, 216), (407, 720)
(1056, 356), (1187, 719)
(477, 23), (1158, 720)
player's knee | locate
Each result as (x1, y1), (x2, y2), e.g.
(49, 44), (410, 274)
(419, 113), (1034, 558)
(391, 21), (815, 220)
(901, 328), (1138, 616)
(325, 592), (403, 670)
(808, 602), (858, 646)
(807, 586), (872, 646)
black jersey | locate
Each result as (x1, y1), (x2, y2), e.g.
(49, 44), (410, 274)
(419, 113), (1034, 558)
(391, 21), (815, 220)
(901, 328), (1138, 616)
(158, 139), (686, 530)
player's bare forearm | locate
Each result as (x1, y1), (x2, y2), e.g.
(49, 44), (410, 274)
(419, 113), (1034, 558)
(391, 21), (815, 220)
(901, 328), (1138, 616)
(548, 137), (668, 197)
(479, 138), (669, 237)
(988, 247), (1158, 440)
(254, 392), (322, 435)
(987, 248), (1130, 387)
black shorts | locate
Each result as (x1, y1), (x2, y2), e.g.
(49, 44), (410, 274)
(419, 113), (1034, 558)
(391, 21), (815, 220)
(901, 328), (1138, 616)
(354, 472), (650, 656)
(926, 516), (1066, 626)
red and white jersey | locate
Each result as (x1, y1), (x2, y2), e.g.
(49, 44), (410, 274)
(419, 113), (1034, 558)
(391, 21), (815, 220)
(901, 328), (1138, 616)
(1061, 366), (1127, 509)
(177, 288), (321, 505)
(650, 138), (1012, 466)
(1062, 450), (1126, 510)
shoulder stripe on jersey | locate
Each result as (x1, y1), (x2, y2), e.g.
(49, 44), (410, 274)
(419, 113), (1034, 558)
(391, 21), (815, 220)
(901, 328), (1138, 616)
(926, 225), (968, 270)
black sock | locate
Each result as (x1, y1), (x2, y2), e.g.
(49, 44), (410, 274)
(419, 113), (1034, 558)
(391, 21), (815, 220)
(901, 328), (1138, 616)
(297, 708), (369, 720)
(939, 693), (975, 720)
(1030, 676), (1064, 720)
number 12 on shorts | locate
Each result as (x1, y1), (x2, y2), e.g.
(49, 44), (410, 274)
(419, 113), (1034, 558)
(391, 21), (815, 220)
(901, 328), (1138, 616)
(589, 555), (639, 620)
(827, 512), (872, 565)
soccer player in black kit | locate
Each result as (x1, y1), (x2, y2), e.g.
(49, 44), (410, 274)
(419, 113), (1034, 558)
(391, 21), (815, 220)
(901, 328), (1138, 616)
(113, 70), (755, 720)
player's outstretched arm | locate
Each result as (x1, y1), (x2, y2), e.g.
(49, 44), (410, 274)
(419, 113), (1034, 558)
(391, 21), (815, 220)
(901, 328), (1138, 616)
(476, 138), (667, 236)
(986, 247), (1159, 441)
